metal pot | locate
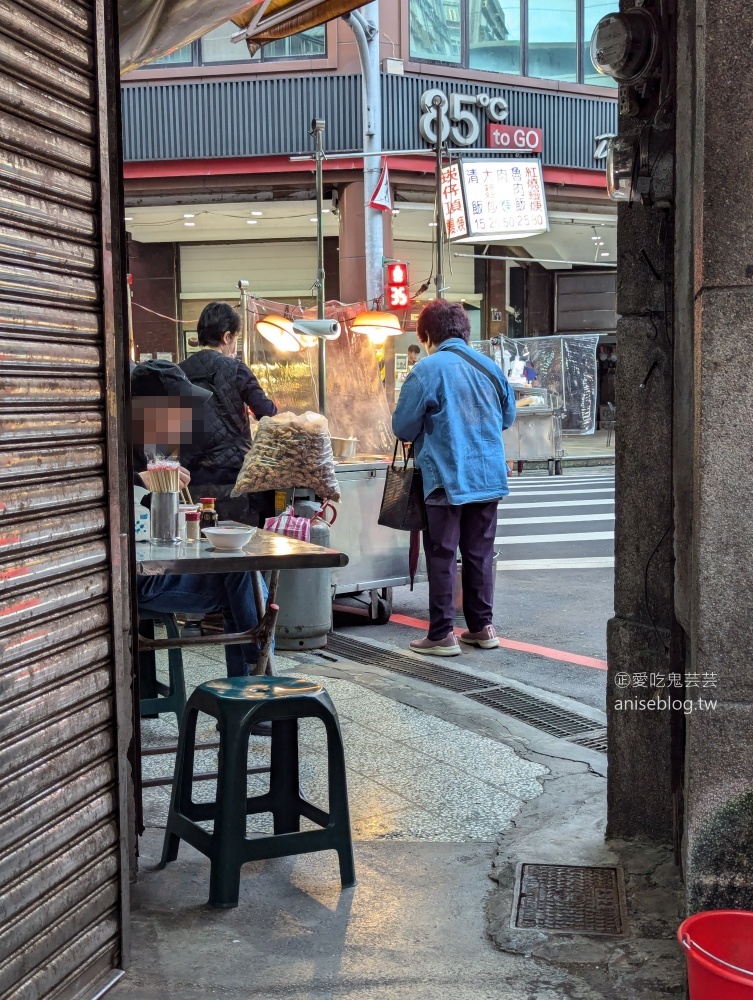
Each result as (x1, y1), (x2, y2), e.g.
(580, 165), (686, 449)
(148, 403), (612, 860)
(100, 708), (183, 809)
(330, 436), (359, 459)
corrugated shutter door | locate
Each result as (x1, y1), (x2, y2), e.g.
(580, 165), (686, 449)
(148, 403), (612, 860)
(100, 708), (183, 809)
(179, 241), (318, 298)
(0, 1), (126, 998)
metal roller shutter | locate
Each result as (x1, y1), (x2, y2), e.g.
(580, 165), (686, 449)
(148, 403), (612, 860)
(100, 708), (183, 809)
(0, 0), (130, 997)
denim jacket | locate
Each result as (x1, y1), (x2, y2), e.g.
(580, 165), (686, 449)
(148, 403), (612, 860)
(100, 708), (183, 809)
(392, 339), (516, 504)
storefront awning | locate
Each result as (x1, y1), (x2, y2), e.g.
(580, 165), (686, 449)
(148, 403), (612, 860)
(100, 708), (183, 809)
(119, 0), (363, 73)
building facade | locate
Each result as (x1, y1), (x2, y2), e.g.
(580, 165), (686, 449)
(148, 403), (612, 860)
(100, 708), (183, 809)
(122, 0), (618, 380)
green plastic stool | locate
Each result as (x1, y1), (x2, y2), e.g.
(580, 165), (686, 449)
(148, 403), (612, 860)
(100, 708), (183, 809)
(159, 676), (357, 908)
(138, 610), (187, 724)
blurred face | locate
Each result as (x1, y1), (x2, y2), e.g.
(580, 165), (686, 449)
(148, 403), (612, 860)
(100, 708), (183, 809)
(132, 397), (195, 453)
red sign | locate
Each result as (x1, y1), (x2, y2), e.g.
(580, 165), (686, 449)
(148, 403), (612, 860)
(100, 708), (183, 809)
(385, 261), (410, 310)
(487, 124), (543, 153)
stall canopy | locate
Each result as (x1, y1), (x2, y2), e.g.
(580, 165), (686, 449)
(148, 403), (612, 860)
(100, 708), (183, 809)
(119, 0), (363, 72)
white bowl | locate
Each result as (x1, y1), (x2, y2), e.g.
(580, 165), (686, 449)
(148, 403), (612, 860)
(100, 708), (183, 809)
(203, 526), (256, 551)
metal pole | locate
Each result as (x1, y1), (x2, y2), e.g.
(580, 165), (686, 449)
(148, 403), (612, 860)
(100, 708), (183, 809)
(344, 3), (384, 305)
(433, 96), (445, 299)
(312, 118), (326, 415)
(238, 280), (250, 367)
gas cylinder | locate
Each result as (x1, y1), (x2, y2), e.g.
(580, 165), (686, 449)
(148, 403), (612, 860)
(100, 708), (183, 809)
(274, 514), (333, 650)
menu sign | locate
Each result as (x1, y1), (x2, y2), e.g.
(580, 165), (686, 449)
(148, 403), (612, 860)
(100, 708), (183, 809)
(461, 159), (548, 240)
(440, 158), (549, 242)
(440, 163), (468, 240)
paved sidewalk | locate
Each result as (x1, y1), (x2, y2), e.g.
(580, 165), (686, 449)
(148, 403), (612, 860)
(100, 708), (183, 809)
(117, 639), (683, 1000)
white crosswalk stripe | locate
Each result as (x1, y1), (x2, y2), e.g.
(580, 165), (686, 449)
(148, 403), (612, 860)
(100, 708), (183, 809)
(497, 469), (615, 570)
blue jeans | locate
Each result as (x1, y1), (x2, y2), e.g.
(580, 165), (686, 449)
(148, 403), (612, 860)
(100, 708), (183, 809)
(137, 572), (268, 677)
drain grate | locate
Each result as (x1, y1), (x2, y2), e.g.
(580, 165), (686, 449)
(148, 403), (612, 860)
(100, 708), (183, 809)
(570, 729), (608, 754)
(466, 688), (596, 739)
(326, 635), (494, 693)
(512, 864), (628, 936)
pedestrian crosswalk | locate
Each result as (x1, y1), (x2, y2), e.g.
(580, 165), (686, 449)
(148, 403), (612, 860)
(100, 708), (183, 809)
(496, 470), (615, 571)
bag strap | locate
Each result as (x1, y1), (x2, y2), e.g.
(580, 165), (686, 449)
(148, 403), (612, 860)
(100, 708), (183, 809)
(392, 439), (415, 469)
(443, 344), (507, 413)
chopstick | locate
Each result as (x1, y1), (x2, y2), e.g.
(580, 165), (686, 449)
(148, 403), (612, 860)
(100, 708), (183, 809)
(180, 487), (193, 505)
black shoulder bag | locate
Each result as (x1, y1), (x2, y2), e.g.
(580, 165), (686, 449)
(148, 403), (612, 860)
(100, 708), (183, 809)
(378, 441), (428, 532)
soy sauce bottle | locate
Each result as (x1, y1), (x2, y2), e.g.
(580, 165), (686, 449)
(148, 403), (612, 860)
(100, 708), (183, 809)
(199, 498), (218, 537)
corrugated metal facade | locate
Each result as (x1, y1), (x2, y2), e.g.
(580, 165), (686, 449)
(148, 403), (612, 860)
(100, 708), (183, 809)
(180, 241), (319, 298)
(0, 0), (130, 996)
(121, 73), (617, 170)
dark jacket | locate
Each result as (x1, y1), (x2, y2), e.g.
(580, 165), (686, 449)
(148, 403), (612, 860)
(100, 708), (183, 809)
(179, 349), (276, 485)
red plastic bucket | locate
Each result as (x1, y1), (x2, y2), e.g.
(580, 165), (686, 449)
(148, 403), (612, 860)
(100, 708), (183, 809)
(679, 911), (753, 999)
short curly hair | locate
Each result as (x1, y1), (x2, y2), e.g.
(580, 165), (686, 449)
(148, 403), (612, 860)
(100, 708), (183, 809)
(197, 301), (241, 347)
(416, 299), (470, 347)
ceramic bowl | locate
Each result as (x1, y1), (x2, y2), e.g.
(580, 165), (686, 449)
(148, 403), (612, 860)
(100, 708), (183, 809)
(203, 526), (256, 551)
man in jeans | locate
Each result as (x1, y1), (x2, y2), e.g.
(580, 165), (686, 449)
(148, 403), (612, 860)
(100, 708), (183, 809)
(132, 360), (268, 677)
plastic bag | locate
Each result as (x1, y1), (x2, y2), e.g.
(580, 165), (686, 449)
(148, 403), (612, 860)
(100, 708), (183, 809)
(231, 410), (341, 501)
(264, 505), (311, 542)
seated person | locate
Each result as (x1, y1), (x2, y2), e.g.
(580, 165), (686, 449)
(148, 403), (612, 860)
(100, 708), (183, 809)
(132, 359), (269, 677)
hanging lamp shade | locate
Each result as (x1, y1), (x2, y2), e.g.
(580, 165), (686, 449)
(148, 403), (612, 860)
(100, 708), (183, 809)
(255, 314), (302, 353)
(350, 311), (403, 343)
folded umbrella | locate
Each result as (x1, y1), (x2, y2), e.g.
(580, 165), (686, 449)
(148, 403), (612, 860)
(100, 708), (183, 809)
(409, 529), (421, 591)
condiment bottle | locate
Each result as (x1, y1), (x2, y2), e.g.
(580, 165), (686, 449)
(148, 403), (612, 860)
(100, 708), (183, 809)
(185, 510), (201, 542)
(199, 498), (218, 537)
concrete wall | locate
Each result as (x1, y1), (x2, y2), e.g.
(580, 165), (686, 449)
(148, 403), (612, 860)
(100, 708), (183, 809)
(675, 0), (753, 913)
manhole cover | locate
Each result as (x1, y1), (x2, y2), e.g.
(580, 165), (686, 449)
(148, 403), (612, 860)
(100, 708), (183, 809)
(512, 863), (628, 936)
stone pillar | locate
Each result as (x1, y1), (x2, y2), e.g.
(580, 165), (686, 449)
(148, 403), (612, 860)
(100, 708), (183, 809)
(606, 20), (676, 841)
(338, 180), (367, 303)
(675, 0), (753, 912)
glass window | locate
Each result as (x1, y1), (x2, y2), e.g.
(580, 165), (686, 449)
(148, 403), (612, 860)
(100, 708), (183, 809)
(469, 0), (521, 74)
(263, 26), (326, 59)
(410, 0), (462, 64)
(583, 0), (618, 86)
(527, 0), (577, 81)
(151, 44), (193, 65)
(200, 21), (257, 62)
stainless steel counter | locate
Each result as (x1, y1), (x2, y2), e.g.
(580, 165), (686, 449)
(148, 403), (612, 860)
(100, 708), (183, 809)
(330, 459), (422, 595)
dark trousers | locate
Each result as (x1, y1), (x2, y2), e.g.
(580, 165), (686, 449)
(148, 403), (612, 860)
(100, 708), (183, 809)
(137, 572), (267, 676)
(423, 501), (498, 640)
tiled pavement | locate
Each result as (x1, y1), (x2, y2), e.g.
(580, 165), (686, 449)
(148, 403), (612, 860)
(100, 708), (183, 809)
(140, 644), (548, 841)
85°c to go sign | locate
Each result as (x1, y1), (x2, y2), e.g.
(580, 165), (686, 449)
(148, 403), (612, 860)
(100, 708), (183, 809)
(487, 123), (543, 153)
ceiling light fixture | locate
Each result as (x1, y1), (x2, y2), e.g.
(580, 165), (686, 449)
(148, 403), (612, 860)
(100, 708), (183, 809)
(124, 216), (133, 222)
(251, 211), (263, 216)
(184, 222), (195, 227)
(183, 213), (195, 218)
(246, 219), (257, 225)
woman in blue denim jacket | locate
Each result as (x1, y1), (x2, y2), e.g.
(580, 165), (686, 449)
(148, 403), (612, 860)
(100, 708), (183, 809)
(392, 300), (516, 656)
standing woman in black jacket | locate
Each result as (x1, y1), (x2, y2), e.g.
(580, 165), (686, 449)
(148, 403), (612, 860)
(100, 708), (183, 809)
(180, 301), (277, 525)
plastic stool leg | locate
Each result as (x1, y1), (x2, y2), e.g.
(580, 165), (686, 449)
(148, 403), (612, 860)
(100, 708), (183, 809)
(269, 718), (301, 835)
(323, 713), (357, 888)
(208, 727), (248, 908)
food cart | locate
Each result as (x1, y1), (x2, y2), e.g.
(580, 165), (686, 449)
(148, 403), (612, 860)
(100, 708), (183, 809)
(503, 387), (564, 476)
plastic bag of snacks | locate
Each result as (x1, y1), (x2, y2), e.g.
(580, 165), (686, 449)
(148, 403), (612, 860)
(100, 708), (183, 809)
(231, 411), (341, 502)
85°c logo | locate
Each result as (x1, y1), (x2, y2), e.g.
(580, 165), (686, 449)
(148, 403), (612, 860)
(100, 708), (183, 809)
(419, 89), (509, 147)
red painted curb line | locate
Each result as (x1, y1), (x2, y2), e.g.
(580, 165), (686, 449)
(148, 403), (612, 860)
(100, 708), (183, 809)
(389, 613), (608, 671)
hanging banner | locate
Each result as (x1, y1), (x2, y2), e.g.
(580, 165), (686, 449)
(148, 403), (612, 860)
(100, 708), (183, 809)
(369, 161), (393, 212)
(440, 163), (468, 240)
(441, 158), (549, 243)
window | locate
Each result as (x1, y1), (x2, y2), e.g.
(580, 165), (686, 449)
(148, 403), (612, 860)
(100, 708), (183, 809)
(583, 0), (618, 87)
(410, 0), (462, 64)
(200, 22), (260, 63)
(151, 44), (193, 66)
(145, 22), (326, 68)
(410, 0), (618, 84)
(527, 0), (577, 82)
(469, 0), (521, 75)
